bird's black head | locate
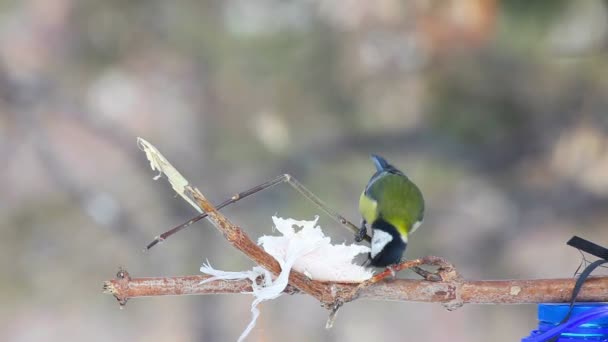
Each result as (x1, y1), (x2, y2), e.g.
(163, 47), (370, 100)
(368, 219), (407, 267)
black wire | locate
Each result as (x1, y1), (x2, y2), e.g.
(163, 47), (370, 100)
(567, 236), (608, 260)
(546, 236), (608, 342)
(559, 259), (608, 324)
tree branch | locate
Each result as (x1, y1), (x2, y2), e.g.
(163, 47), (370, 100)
(104, 270), (608, 307)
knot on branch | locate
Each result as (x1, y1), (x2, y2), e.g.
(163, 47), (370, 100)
(103, 268), (131, 307)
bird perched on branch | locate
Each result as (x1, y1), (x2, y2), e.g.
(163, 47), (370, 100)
(357, 155), (424, 267)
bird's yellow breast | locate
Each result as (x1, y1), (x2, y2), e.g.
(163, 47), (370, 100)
(359, 191), (378, 224)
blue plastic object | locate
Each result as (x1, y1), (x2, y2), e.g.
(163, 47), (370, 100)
(522, 303), (608, 341)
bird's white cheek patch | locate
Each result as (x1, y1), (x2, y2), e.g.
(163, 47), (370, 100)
(371, 229), (393, 258)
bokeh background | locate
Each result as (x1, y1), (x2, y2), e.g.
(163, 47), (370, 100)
(2, 0), (608, 341)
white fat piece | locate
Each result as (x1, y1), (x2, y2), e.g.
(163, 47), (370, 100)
(370, 229), (393, 259)
(411, 220), (422, 234)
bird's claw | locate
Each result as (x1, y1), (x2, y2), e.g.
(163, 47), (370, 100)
(354, 230), (365, 242)
(387, 265), (397, 278)
(354, 220), (367, 242)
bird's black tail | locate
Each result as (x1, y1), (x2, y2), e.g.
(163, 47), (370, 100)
(370, 154), (391, 172)
(370, 154), (404, 175)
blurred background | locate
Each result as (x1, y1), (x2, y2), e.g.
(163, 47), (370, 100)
(2, 0), (608, 341)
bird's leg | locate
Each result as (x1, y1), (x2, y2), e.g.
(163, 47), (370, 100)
(369, 259), (426, 284)
(368, 256), (455, 285)
(355, 219), (367, 242)
(387, 264), (397, 278)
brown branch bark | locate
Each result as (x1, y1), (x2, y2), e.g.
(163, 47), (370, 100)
(104, 270), (608, 307)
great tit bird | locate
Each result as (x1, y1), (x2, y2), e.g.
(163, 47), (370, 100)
(357, 154), (424, 267)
